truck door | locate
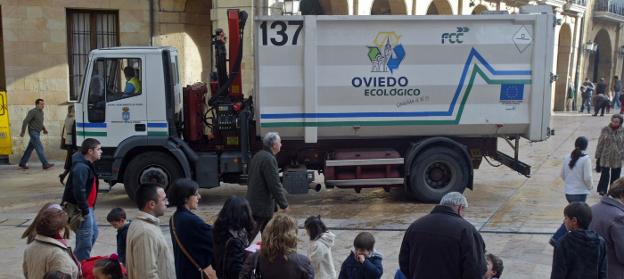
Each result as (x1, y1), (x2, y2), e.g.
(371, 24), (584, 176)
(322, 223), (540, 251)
(78, 56), (147, 147)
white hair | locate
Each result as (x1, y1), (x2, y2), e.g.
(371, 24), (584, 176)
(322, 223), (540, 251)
(262, 132), (280, 148)
(439, 192), (468, 208)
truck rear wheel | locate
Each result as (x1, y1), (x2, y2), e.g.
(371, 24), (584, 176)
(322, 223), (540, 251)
(407, 146), (469, 202)
(123, 151), (183, 201)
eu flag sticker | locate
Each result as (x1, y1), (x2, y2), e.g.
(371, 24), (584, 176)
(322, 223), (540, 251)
(500, 84), (524, 104)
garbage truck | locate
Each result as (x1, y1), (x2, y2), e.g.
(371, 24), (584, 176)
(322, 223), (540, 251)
(73, 6), (556, 202)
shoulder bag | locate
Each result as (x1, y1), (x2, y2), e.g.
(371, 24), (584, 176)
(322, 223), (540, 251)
(170, 214), (211, 279)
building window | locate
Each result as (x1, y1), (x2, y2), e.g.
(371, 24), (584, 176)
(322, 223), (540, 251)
(67, 10), (119, 101)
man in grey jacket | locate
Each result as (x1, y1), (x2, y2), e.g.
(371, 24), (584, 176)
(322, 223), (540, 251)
(247, 132), (289, 240)
(19, 98), (53, 169)
(590, 178), (624, 279)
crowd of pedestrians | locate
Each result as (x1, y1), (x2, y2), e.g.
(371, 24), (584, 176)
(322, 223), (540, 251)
(18, 120), (624, 279)
(577, 76), (624, 116)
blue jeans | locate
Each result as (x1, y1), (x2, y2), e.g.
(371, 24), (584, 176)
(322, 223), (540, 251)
(552, 194), (587, 244)
(19, 131), (49, 166)
(74, 208), (99, 261)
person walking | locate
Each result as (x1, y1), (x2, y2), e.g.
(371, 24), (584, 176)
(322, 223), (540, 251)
(19, 98), (54, 169)
(126, 183), (175, 279)
(246, 132), (289, 240)
(589, 178), (624, 279)
(565, 79), (575, 111)
(594, 78), (609, 116)
(213, 196), (256, 279)
(239, 214), (314, 279)
(23, 206), (81, 279)
(59, 104), (75, 184)
(613, 76), (622, 110)
(61, 138), (102, 261)
(580, 78), (594, 114)
(398, 192), (487, 279)
(595, 114), (624, 196)
(168, 178), (217, 279)
(550, 136), (593, 245)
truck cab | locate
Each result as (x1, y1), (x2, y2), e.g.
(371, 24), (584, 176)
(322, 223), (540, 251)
(75, 47), (190, 199)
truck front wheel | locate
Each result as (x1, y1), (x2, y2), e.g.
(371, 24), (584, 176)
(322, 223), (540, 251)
(407, 146), (469, 202)
(123, 151), (183, 201)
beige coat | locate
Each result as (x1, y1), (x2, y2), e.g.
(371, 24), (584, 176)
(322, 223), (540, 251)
(126, 211), (175, 279)
(22, 235), (80, 279)
(595, 126), (624, 168)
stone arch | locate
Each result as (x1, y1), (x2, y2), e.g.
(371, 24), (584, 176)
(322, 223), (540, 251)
(554, 24), (572, 111)
(320, 0), (349, 15)
(371, 0), (408, 15)
(587, 29), (612, 84)
(426, 0), (453, 15)
(471, 4), (488, 14)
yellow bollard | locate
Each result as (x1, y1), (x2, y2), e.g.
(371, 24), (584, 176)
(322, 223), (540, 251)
(0, 91), (12, 155)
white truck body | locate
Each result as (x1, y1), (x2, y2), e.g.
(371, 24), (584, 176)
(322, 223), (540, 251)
(255, 13), (555, 143)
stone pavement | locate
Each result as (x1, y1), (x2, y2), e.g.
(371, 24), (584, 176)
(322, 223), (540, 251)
(0, 112), (613, 278)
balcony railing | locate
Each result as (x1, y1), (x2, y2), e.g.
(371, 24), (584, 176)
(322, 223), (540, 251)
(595, 0), (624, 16)
(570, 0), (587, 6)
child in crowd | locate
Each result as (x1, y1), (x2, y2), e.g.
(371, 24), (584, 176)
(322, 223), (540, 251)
(551, 202), (607, 279)
(106, 208), (130, 265)
(305, 215), (336, 279)
(485, 253), (504, 279)
(93, 255), (126, 279)
(338, 232), (383, 279)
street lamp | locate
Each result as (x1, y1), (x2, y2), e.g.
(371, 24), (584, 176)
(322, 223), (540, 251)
(283, 0), (298, 15)
(584, 41), (598, 53)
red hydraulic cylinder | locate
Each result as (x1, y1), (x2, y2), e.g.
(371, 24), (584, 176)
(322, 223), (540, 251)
(228, 9), (243, 100)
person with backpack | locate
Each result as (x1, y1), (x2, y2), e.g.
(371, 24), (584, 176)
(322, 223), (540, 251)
(60, 138), (102, 261)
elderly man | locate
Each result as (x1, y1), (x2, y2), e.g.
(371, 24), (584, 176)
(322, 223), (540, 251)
(399, 192), (487, 279)
(247, 132), (289, 240)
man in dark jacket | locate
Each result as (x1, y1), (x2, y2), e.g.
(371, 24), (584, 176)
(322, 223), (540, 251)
(399, 192), (486, 279)
(61, 138), (102, 260)
(246, 132), (289, 240)
(551, 202), (607, 279)
(594, 77), (609, 116)
(589, 179), (624, 279)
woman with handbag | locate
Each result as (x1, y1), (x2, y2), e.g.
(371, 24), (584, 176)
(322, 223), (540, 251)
(213, 196), (256, 279)
(239, 214), (314, 279)
(168, 178), (217, 279)
(549, 136), (593, 246)
(595, 114), (624, 196)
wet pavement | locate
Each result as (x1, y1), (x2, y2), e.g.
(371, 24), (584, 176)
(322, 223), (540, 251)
(0, 112), (613, 278)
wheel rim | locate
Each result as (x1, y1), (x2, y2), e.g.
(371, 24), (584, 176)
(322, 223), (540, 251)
(139, 166), (170, 186)
(425, 161), (452, 189)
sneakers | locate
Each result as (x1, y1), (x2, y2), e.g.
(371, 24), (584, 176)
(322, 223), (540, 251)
(18, 164), (29, 170)
(42, 163), (55, 170)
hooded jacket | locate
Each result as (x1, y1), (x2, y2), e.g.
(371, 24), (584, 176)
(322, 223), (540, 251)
(309, 231), (337, 279)
(551, 229), (607, 279)
(338, 250), (383, 279)
(61, 152), (99, 215)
